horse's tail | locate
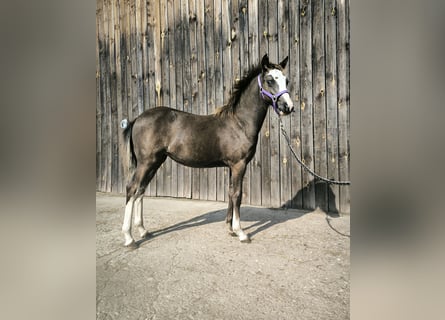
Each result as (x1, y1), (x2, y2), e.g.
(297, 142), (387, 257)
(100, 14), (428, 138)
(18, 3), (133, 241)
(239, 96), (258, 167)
(121, 119), (137, 175)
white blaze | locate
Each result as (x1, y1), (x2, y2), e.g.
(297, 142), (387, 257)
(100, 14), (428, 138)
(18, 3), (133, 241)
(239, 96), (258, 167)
(267, 69), (293, 109)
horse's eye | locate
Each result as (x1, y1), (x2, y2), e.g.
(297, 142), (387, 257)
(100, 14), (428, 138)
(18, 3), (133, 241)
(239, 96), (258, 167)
(266, 80), (273, 86)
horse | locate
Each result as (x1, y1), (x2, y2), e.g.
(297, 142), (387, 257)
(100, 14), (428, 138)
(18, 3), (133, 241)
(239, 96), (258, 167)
(120, 54), (294, 248)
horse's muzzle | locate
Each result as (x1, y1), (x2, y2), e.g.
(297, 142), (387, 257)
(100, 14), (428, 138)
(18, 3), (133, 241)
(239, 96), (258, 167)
(280, 102), (294, 115)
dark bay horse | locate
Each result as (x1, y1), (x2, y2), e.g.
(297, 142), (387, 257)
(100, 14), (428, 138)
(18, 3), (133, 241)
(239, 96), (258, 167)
(121, 54), (293, 248)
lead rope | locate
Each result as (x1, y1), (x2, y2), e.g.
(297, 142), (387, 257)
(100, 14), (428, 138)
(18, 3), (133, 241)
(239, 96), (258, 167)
(278, 117), (351, 186)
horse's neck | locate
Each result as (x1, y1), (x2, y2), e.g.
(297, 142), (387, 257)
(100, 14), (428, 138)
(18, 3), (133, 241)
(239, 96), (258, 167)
(234, 78), (269, 138)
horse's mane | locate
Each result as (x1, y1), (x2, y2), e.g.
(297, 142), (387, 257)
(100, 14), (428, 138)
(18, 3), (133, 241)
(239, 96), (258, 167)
(213, 64), (262, 117)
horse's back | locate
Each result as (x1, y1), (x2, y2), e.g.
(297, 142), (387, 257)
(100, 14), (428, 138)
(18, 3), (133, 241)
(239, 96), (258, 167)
(133, 107), (219, 134)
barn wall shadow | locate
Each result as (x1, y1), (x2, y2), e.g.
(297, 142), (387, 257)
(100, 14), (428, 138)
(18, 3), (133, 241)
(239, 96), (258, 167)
(283, 180), (340, 216)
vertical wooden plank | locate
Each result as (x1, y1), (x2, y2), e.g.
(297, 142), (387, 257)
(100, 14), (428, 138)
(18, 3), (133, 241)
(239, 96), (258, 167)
(230, 0), (250, 204)
(100, 0), (108, 191)
(181, 0), (192, 198)
(159, 0), (173, 197)
(108, 0), (119, 193)
(112, 0), (126, 192)
(288, 0), (303, 209)
(188, 1), (198, 108)
(196, 0), (209, 200)
(160, 0), (170, 109)
(312, 0), (328, 211)
(214, 0), (226, 202)
(129, 1), (139, 120)
(325, 0), (340, 213)
(299, 0), (315, 209)
(121, 0), (132, 124)
(238, 0), (252, 205)
(141, 0), (149, 112)
(247, 0), (258, 64)
(188, 0), (201, 200)
(268, 0), (281, 208)
(204, 0), (217, 201)
(153, 0), (164, 108)
(101, 0), (112, 192)
(221, 0), (232, 121)
(153, 0), (165, 196)
(230, 0), (241, 87)
(110, 0), (117, 193)
(107, 0), (114, 193)
(258, 0), (271, 207)
(158, 0), (167, 196)
(151, 0), (166, 195)
(245, 0), (259, 206)
(113, 0), (125, 193)
(337, 0), (350, 213)
(96, 0), (103, 191)
(220, 0), (233, 104)
(120, 0), (131, 191)
(174, 0), (185, 198)
(278, 0), (292, 207)
(221, 0), (235, 203)
(134, 0), (145, 194)
(146, 0), (159, 195)
(168, 0), (178, 198)
(238, 0), (249, 75)
(135, 0), (144, 115)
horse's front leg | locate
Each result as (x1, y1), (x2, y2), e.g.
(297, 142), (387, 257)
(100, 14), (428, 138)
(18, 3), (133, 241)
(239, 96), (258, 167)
(229, 162), (250, 243)
(225, 169), (235, 235)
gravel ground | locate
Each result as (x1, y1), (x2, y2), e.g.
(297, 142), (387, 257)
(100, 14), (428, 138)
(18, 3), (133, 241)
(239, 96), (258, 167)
(96, 193), (350, 320)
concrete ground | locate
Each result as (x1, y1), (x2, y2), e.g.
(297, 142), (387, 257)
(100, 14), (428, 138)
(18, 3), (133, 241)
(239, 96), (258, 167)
(96, 192), (350, 320)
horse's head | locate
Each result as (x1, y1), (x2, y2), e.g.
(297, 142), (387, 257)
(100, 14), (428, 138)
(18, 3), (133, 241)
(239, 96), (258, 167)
(259, 54), (294, 116)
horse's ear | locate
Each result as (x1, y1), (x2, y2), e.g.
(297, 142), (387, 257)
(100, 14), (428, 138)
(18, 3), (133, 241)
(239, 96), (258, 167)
(279, 56), (289, 69)
(261, 54), (270, 71)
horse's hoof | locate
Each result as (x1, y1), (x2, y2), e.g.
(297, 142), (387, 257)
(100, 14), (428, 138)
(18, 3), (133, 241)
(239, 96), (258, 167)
(239, 235), (251, 243)
(124, 240), (139, 250)
(140, 231), (151, 239)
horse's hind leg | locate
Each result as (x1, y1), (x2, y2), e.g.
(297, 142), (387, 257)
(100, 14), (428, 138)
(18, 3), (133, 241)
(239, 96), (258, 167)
(123, 195), (137, 248)
(134, 195), (149, 239)
(123, 155), (166, 247)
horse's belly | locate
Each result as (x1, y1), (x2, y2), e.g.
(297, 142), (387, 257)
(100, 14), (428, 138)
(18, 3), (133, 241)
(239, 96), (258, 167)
(166, 142), (226, 168)
(167, 152), (225, 168)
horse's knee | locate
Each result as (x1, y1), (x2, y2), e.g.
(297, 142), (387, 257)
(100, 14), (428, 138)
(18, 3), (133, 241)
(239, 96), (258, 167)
(126, 178), (146, 202)
(231, 190), (241, 200)
(135, 187), (145, 198)
(126, 183), (137, 203)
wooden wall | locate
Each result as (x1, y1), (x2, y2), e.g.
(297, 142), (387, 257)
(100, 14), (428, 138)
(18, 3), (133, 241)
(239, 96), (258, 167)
(96, 0), (350, 213)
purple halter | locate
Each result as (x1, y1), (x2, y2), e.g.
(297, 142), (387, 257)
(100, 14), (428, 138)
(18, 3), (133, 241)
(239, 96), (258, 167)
(257, 75), (289, 115)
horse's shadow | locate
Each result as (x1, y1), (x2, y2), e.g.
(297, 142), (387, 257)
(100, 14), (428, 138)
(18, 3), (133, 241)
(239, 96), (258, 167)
(137, 180), (339, 246)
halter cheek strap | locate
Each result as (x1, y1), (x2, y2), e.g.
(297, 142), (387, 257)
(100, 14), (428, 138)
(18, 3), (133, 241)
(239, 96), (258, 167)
(257, 75), (289, 115)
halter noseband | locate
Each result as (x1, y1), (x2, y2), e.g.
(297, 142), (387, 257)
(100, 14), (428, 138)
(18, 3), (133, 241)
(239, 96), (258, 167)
(257, 75), (289, 115)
